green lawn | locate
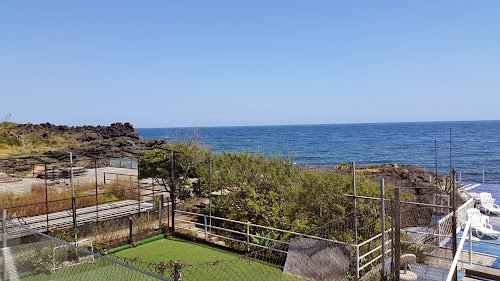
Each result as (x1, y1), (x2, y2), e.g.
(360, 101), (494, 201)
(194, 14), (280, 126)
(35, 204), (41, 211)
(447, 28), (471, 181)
(19, 237), (301, 280)
(22, 259), (159, 281)
(115, 237), (241, 263)
(114, 237), (302, 281)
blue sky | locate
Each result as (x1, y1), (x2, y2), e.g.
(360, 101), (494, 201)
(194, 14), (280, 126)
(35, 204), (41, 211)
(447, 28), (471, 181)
(1, 1), (499, 128)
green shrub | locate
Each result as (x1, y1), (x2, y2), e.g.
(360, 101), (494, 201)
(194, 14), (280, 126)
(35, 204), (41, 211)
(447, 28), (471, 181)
(0, 133), (22, 146)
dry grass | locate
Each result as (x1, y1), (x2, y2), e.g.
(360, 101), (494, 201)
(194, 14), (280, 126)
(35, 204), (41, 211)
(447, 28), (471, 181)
(1, 178), (139, 218)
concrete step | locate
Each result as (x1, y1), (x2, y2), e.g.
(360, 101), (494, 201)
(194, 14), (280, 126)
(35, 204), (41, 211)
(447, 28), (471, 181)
(464, 265), (500, 281)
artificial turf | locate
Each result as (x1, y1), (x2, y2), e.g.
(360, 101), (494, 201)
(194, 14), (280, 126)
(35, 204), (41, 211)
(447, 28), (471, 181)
(113, 236), (302, 280)
(115, 236), (242, 264)
(20, 237), (302, 280)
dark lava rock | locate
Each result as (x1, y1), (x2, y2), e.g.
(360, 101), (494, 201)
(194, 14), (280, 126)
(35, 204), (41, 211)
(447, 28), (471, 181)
(8, 122), (167, 161)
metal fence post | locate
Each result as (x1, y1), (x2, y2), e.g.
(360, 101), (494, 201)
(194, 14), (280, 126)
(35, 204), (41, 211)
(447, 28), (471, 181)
(452, 169), (457, 281)
(137, 159), (141, 216)
(2, 209), (6, 248)
(353, 162), (359, 280)
(129, 216), (133, 246)
(159, 195), (164, 231)
(152, 178), (155, 199)
(171, 150), (175, 232)
(246, 223), (250, 252)
(167, 197), (170, 232)
(95, 158), (99, 223)
(381, 178), (386, 279)
(394, 187), (401, 281)
(45, 163), (49, 231)
(204, 215), (207, 241)
(2, 209), (7, 281)
(209, 155), (212, 234)
(356, 245), (360, 280)
(70, 152), (77, 236)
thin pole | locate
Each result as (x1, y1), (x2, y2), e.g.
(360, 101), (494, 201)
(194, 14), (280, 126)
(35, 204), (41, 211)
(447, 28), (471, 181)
(167, 196), (170, 232)
(435, 139), (438, 188)
(483, 169), (485, 183)
(159, 195), (163, 231)
(152, 178), (155, 199)
(450, 128), (452, 174)
(2, 209), (7, 281)
(129, 216), (133, 246)
(209, 155), (212, 234)
(2, 209), (6, 248)
(70, 152), (77, 236)
(137, 158), (141, 215)
(381, 178), (386, 279)
(353, 162), (359, 279)
(45, 163), (49, 231)
(95, 158), (99, 223)
(171, 150), (175, 232)
(353, 162), (357, 244)
(394, 188), (401, 281)
(452, 169), (457, 281)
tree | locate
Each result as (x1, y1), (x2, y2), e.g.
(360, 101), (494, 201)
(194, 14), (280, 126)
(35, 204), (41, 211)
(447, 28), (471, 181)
(139, 139), (210, 230)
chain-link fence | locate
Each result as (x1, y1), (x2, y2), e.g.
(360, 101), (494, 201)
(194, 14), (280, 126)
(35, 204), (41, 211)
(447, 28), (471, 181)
(5, 153), (494, 281)
(169, 209), (356, 280)
(0, 217), (168, 280)
(0, 154), (173, 252)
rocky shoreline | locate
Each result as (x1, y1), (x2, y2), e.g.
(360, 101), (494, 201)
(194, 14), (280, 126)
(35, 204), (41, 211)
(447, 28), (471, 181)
(2, 122), (167, 161)
(2, 122), (442, 192)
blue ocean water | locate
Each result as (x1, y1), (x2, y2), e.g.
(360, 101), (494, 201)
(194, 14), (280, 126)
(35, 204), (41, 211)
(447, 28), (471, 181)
(137, 120), (500, 183)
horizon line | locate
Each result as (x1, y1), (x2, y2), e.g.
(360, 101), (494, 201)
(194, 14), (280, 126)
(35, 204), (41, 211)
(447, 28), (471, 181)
(136, 119), (500, 130)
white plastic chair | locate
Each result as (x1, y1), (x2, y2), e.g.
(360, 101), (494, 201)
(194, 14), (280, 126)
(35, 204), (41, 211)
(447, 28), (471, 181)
(467, 208), (500, 239)
(479, 193), (500, 215)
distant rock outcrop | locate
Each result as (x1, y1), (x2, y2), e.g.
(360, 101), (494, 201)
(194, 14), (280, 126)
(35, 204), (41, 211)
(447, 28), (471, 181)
(6, 122), (166, 161)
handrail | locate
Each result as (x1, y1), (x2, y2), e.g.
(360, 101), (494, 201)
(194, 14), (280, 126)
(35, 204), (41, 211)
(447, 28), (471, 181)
(446, 218), (472, 281)
(175, 209), (353, 246)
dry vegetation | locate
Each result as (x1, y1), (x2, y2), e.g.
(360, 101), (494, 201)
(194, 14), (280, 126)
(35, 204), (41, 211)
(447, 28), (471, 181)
(0, 178), (138, 218)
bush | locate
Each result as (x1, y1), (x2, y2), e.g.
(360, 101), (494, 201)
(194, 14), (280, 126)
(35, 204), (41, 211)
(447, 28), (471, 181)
(0, 133), (22, 146)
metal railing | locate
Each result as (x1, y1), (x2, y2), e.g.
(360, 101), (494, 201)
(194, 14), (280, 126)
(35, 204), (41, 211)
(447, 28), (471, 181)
(446, 218), (472, 281)
(174, 209), (351, 253)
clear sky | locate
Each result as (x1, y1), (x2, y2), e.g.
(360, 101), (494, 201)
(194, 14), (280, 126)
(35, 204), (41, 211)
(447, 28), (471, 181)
(1, 1), (499, 128)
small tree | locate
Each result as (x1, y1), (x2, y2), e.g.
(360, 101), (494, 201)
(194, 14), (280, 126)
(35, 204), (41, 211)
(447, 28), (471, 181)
(139, 139), (210, 230)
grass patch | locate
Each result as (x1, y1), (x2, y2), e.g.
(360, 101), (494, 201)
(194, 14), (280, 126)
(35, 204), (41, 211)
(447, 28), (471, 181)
(115, 237), (241, 264)
(113, 236), (302, 280)
(22, 259), (160, 281)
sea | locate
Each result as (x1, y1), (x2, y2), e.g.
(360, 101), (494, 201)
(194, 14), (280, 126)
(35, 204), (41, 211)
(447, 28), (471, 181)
(137, 120), (500, 183)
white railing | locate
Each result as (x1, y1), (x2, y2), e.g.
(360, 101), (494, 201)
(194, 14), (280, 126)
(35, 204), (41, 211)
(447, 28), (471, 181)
(446, 218), (472, 281)
(174, 210), (351, 253)
(356, 229), (392, 274)
(437, 198), (474, 246)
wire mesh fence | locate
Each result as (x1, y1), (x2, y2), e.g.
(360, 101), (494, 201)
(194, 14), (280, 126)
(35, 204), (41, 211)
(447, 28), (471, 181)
(0, 218), (168, 280)
(111, 211), (358, 281)
(3, 153), (490, 281)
